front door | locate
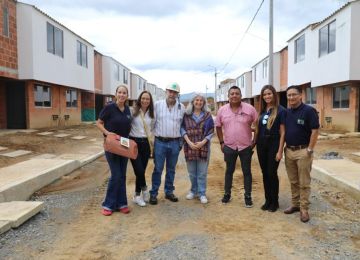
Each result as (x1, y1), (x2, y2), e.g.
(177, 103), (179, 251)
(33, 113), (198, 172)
(6, 82), (26, 129)
(95, 94), (104, 120)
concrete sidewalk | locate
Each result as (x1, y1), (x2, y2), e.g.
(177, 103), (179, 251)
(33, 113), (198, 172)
(312, 159), (360, 200)
(0, 147), (104, 235)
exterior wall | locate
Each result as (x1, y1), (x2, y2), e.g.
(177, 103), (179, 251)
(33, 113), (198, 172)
(25, 81), (82, 128)
(102, 56), (130, 96)
(236, 71), (252, 99)
(0, 0), (17, 79)
(217, 79), (235, 102)
(94, 51), (103, 94)
(155, 87), (165, 101)
(288, 6), (353, 87)
(0, 82), (6, 127)
(146, 82), (156, 100)
(349, 2), (360, 80)
(130, 73), (146, 101)
(317, 83), (358, 131)
(288, 27), (314, 87)
(280, 48), (288, 91)
(17, 3), (94, 91)
(252, 53), (281, 96)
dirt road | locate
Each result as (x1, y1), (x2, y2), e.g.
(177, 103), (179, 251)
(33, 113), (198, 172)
(0, 129), (359, 259)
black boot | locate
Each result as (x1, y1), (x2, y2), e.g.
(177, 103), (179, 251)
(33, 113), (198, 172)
(261, 201), (271, 211)
(268, 201), (279, 212)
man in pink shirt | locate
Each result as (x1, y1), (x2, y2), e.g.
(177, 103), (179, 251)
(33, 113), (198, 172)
(215, 86), (257, 207)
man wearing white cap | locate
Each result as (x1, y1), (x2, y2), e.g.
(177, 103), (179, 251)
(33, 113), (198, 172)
(149, 82), (185, 205)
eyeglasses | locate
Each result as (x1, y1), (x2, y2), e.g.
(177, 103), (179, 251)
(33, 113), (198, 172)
(287, 93), (300, 98)
(262, 114), (269, 125)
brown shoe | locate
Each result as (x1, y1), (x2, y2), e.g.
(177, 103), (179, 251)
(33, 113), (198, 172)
(283, 206), (300, 214)
(300, 210), (310, 223)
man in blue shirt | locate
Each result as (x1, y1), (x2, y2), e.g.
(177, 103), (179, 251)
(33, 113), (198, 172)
(284, 85), (319, 223)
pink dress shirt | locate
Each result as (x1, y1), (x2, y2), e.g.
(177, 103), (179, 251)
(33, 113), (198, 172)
(215, 102), (257, 151)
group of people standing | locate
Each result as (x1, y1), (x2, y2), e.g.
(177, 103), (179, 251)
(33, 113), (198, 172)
(97, 82), (319, 223)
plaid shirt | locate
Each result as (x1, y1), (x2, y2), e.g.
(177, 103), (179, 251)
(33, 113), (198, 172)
(182, 112), (214, 161)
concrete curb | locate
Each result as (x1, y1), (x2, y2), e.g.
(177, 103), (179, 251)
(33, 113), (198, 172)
(79, 150), (104, 166)
(0, 151), (105, 203)
(311, 164), (360, 201)
(0, 160), (80, 203)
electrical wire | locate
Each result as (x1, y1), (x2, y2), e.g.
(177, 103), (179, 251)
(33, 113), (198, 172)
(219, 0), (265, 74)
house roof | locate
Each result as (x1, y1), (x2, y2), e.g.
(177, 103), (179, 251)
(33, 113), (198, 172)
(288, 0), (360, 41)
(102, 54), (131, 71)
(287, 23), (318, 42)
(312, 0), (359, 29)
(251, 50), (281, 68)
(18, 2), (95, 47)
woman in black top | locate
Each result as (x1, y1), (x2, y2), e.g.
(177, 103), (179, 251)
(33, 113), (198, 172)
(96, 85), (132, 216)
(255, 85), (286, 212)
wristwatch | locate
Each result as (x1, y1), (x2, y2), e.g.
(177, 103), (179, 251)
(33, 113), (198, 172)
(220, 141), (224, 145)
(307, 148), (313, 154)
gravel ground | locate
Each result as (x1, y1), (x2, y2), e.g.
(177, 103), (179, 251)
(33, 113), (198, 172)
(127, 234), (218, 260)
(0, 136), (360, 259)
(0, 187), (99, 260)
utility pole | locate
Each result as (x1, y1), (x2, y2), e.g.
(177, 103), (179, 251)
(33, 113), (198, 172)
(208, 65), (218, 112)
(269, 0), (274, 86)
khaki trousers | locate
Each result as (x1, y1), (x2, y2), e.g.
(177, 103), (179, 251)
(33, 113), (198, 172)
(284, 148), (313, 210)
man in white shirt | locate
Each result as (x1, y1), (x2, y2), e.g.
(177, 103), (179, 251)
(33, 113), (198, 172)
(149, 82), (185, 205)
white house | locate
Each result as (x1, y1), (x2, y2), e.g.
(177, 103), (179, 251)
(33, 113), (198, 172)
(16, 2), (95, 128)
(236, 71), (252, 99)
(17, 3), (94, 91)
(102, 55), (130, 96)
(155, 86), (165, 101)
(251, 52), (281, 96)
(130, 73), (147, 101)
(287, 0), (360, 131)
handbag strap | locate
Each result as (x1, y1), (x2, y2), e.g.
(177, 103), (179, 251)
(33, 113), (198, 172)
(139, 110), (153, 154)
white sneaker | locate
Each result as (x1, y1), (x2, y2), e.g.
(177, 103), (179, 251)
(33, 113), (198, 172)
(186, 192), (195, 200)
(142, 190), (150, 202)
(200, 195), (208, 204)
(133, 195), (146, 207)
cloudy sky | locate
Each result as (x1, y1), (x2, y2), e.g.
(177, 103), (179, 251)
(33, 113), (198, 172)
(22, 0), (348, 94)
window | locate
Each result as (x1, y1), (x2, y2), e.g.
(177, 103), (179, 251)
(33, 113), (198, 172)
(76, 41), (87, 67)
(3, 7), (9, 37)
(114, 64), (120, 81)
(138, 79), (142, 90)
(295, 35), (305, 63)
(333, 86), (349, 108)
(66, 89), (77, 107)
(34, 85), (51, 107)
(240, 76), (244, 88)
(105, 96), (113, 104)
(254, 67), (257, 82)
(123, 69), (128, 84)
(262, 60), (268, 78)
(47, 22), (63, 57)
(319, 20), (336, 57)
(305, 88), (316, 105)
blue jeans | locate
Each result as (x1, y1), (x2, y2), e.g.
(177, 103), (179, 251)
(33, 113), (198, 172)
(186, 159), (209, 196)
(103, 151), (128, 211)
(150, 138), (181, 197)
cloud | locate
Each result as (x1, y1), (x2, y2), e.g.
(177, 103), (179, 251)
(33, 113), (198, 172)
(20, 0), (346, 94)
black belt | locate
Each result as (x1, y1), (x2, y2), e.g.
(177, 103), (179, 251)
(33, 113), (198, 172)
(156, 136), (180, 142)
(129, 136), (148, 142)
(286, 145), (308, 151)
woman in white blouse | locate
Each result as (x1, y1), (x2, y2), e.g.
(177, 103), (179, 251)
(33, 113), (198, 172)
(129, 90), (155, 206)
